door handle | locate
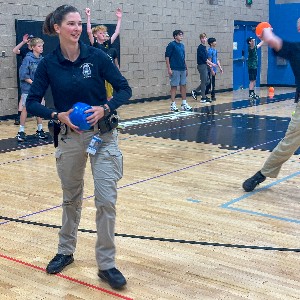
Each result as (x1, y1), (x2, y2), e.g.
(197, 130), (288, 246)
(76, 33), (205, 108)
(233, 56), (245, 62)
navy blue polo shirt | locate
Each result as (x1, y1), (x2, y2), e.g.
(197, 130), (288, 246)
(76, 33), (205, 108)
(165, 40), (186, 71)
(26, 41), (132, 119)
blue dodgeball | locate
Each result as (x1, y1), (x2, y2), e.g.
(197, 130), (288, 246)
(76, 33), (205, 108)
(69, 102), (93, 130)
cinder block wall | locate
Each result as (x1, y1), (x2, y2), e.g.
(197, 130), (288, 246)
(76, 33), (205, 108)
(0, 0), (268, 117)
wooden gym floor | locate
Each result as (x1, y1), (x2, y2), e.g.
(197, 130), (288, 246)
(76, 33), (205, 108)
(0, 87), (299, 299)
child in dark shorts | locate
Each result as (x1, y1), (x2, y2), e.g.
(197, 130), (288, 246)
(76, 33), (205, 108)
(246, 37), (264, 100)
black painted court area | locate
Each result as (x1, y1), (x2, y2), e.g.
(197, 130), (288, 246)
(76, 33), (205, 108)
(0, 92), (298, 154)
(122, 93), (300, 154)
(0, 134), (52, 154)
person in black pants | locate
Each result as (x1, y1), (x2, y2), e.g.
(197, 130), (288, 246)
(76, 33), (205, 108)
(204, 37), (223, 101)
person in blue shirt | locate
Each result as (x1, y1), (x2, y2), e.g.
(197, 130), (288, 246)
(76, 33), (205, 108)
(205, 37), (223, 101)
(165, 30), (192, 112)
(26, 5), (132, 290)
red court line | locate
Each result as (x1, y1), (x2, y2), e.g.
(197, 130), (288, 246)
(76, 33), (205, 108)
(0, 253), (134, 300)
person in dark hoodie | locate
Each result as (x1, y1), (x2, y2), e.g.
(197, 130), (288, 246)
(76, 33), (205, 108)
(17, 37), (47, 141)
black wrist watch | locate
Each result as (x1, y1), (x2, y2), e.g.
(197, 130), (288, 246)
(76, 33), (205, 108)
(52, 112), (59, 121)
(102, 105), (110, 117)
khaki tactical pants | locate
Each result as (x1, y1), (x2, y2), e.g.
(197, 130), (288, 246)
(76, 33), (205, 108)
(261, 101), (300, 178)
(55, 128), (123, 270)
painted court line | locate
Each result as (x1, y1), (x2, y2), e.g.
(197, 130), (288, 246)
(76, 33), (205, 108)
(221, 171), (300, 224)
(0, 253), (133, 300)
(0, 138), (282, 226)
(186, 198), (201, 203)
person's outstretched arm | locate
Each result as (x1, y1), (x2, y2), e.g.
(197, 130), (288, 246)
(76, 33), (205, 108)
(110, 8), (122, 44)
(13, 34), (29, 55)
(257, 40), (264, 49)
(85, 8), (94, 45)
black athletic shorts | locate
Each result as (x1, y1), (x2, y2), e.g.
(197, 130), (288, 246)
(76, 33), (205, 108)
(248, 68), (257, 81)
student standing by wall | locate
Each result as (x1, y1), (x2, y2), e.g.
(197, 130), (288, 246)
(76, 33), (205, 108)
(165, 30), (192, 112)
(246, 37), (264, 100)
(12, 34), (33, 125)
(205, 37), (223, 101)
(17, 37), (46, 141)
(191, 33), (216, 103)
(85, 7), (122, 101)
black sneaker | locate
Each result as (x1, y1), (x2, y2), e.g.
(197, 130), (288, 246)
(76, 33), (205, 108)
(242, 171), (266, 192)
(36, 129), (47, 139)
(98, 267), (127, 289)
(14, 118), (20, 125)
(211, 96), (216, 101)
(16, 131), (26, 142)
(191, 90), (197, 100)
(200, 96), (211, 103)
(46, 254), (74, 274)
(249, 93), (258, 100)
(253, 93), (260, 99)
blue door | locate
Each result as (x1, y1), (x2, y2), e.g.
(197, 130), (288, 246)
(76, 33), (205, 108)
(233, 21), (261, 90)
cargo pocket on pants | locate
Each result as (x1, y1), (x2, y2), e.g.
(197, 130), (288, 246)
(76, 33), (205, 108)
(55, 148), (62, 160)
(103, 148), (123, 181)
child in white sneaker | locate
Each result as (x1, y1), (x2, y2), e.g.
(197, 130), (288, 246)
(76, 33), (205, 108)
(246, 37), (264, 100)
(205, 37), (223, 101)
(17, 37), (46, 141)
(165, 30), (192, 112)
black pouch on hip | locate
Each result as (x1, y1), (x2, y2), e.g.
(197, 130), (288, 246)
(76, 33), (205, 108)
(97, 110), (119, 134)
(48, 120), (61, 148)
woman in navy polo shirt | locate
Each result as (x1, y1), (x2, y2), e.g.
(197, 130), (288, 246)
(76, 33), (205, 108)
(26, 5), (131, 289)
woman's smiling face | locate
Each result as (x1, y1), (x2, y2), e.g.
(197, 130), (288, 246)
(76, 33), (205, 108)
(54, 11), (82, 43)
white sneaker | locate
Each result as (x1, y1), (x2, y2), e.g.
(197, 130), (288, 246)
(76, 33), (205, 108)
(170, 103), (179, 112)
(16, 131), (26, 142)
(181, 103), (193, 111)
